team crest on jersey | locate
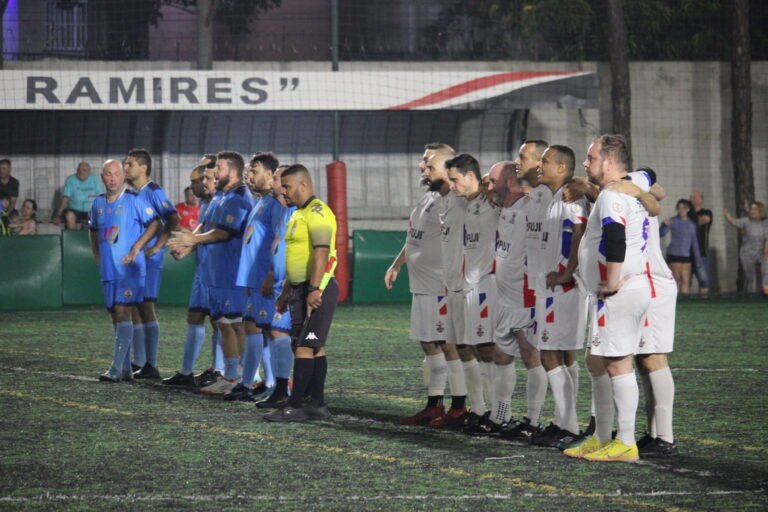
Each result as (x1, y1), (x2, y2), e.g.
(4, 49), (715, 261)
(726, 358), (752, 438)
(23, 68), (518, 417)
(476, 325), (484, 337)
(258, 309), (268, 320)
(145, 207), (154, 215)
(470, 202), (481, 215)
(509, 212), (517, 224)
(224, 299), (231, 307)
(541, 330), (549, 343)
(246, 302), (254, 312)
(436, 321), (445, 334)
(97, 208), (103, 216)
(123, 288), (133, 299)
(535, 191), (543, 203)
(116, 205), (124, 215)
(591, 334), (601, 347)
(226, 214), (235, 224)
(638, 336), (646, 348)
(273, 312), (282, 322)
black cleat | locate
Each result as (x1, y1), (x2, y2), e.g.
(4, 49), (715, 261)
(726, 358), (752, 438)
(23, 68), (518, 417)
(99, 369), (121, 383)
(161, 372), (196, 388)
(499, 416), (542, 442)
(303, 404), (333, 420)
(583, 415), (596, 436)
(636, 432), (654, 449)
(263, 405), (310, 422)
(463, 419), (503, 437)
(531, 423), (580, 448)
(131, 363), (142, 373)
(194, 368), (222, 388)
(256, 393), (288, 409)
(638, 437), (679, 458)
(223, 383), (255, 402)
(133, 362), (161, 380)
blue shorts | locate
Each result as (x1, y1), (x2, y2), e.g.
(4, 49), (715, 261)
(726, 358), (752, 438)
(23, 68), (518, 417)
(188, 273), (210, 314)
(143, 264), (163, 302)
(102, 277), (145, 312)
(209, 286), (244, 323)
(243, 285), (292, 332)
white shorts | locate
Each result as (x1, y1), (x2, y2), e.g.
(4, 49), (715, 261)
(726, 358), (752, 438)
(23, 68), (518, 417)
(463, 274), (497, 346)
(494, 303), (534, 357)
(444, 290), (465, 344)
(536, 288), (586, 351)
(588, 274), (652, 358)
(637, 275), (677, 354)
(409, 293), (448, 342)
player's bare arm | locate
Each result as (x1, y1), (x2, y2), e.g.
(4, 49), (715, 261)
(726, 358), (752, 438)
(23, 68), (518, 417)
(168, 226), (230, 249)
(88, 229), (100, 266)
(275, 280), (290, 313)
(307, 245), (330, 311)
(123, 218), (161, 265)
(546, 222), (586, 290)
(260, 270), (275, 298)
(606, 180), (661, 217)
(384, 244), (407, 290)
(563, 176), (599, 203)
(146, 212), (181, 257)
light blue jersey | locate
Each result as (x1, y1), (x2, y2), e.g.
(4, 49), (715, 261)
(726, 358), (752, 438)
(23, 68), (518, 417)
(203, 184), (253, 288)
(236, 194), (287, 289)
(89, 188), (157, 281)
(272, 204), (297, 284)
(137, 181), (177, 268)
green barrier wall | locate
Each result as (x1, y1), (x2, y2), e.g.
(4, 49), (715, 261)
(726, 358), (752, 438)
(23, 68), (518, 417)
(0, 236), (62, 311)
(62, 230), (102, 305)
(158, 251), (196, 306)
(352, 230), (410, 304)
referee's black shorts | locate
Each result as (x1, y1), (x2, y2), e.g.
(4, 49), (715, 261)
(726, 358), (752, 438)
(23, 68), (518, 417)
(288, 278), (339, 348)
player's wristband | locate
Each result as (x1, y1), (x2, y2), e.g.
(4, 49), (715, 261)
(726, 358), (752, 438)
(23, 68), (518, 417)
(307, 285), (320, 293)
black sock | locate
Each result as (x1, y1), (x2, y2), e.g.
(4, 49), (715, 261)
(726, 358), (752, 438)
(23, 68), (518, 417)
(288, 358), (314, 408)
(273, 377), (289, 398)
(450, 395), (466, 410)
(310, 356), (327, 407)
(426, 395), (444, 408)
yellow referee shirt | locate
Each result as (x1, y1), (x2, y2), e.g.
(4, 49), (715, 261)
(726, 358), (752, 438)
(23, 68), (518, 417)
(284, 196), (337, 285)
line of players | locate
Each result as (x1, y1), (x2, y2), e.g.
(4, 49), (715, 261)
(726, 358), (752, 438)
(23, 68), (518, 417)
(386, 136), (678, 462)
(90, 149), (331, 415)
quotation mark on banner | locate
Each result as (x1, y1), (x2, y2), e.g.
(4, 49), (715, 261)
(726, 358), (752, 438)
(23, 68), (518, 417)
(280, 78), (300, 91)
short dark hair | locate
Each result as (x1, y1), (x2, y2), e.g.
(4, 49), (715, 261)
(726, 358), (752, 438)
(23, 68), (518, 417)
(250, 152), (279, 172)
(216, 151), (245, 178)
(523, 139), (549, 156)
(547, 145), (576, 175)
(127, 148), (152, 176)
(184, 186), (192, 194)
(0, 158), (11, 167)
(203, 154), (217, 168)
(595, 134), (630, 171)
(281, 164), (310, 179)
(24, 198), (37, 219)
(444, 153), (481, 181)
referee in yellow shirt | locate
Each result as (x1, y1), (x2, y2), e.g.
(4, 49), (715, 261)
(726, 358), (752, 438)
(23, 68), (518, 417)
(264, 164), (340, 422)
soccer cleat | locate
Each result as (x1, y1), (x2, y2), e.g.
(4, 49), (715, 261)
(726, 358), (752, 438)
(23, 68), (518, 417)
(638, 437), (679, 458)
(223, 383), (255, 402)
(200, 376), (238, 395)
(161, 372), (196, 388)
(556, 433), (585, 452)
(463, 419), (503, 437)
(303, 404), (333, 420)
(263, 405), (310, 422)
(398, 406), (445, 426)
(583, 439), (639, 462)
(194, 368), (222, 388)
(120, 370), (135, 383)
(256, 393), (288, 409)
(499, 417), (542, 442)
(563, 435), (606, 459)
(251, 381), (268, 396)
(133, 362), (161, 380)
(428, 407), (468, 429)
(636, 432), (654, 450)
(131, 363), (142, 373)
(252, 386), (276, 403)
(532, 423), (580, 448)
(583, 415), (596, 436)
(99, 368), (121, 383)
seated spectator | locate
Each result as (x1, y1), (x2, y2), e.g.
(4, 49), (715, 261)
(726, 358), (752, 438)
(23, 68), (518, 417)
(52, 162), (103, 229)
(9, 199), (37, 235)
(660, 198), (701, 294)
(175, 186), (200, 231)
(0, 158), (19, 216)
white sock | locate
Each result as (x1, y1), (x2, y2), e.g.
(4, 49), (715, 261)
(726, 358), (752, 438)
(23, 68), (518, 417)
(526, 365), (548, 427)
(447, 359), (467, 398)
(547, 365), (578, 434)
(567, 361), (580, 407)
(639, 372), (656, 437)
(592, 373), (614, 443)
(463, 359), (486, 414)
(612, 372), (639, 446)
(480, 361), (495, 408)
(491, 363), (516, 425)
(426, 353), (448, 397)
(422, 358), (430, 389)
(649, 367), (675, 443)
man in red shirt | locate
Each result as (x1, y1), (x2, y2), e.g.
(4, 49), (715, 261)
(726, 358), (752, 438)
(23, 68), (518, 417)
(175, 186), (200, 231)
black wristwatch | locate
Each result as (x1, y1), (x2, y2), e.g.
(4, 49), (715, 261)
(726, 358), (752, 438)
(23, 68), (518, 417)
(307, 285), (320, 292)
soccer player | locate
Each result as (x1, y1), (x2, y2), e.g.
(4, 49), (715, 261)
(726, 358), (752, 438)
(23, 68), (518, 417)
(123, 148), (180, 379)
(500, 140), (551, 441)
(227, 152), (282, 402)
(89, 160), (160, 382)
(161, 164), (218, 388)
(385, 143), (469, 428)
(444, 154), (501, 433)
(531, 145), (588, 447)
(264, 164), (340, 422)
(565, 134), (651, 462)
(168, 151), (253, 395)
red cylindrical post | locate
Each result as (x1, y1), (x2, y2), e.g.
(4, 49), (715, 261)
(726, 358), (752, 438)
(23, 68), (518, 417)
(326, 160), (349, 302)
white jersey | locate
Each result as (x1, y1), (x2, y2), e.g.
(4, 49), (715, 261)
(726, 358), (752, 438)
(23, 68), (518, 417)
(495, 197), (533, 308)
(463, 193), (500, 285)
(406, 191), (445, 295)
(439, 192), (467, 292)
(525, 184), (553, 286)
(540, 187), (589, 292)
(578, 188), (650, 294)
(627, 171), (673, 281)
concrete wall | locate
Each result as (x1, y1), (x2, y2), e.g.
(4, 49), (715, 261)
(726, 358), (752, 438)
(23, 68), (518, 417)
(1, 60), (766, 292)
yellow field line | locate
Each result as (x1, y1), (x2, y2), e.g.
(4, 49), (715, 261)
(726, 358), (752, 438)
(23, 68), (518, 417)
(0, 389), (688, 512)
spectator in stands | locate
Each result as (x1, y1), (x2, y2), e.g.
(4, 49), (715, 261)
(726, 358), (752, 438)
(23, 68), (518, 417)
(175, 186), (200, 231)
(0, 158), (19, 216)
(9, 199), (37, 235)
(689, 190), (713, 296)
(660, 199), (701, 294)
(725, 201), (768, 294)
(0, 196), (10, 236)
(53, 162), (103, 230)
